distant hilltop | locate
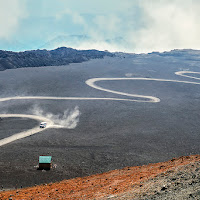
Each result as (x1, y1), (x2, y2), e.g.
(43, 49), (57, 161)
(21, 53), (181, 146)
(1, 48), (200, 71)
(0, 47), (114, 71)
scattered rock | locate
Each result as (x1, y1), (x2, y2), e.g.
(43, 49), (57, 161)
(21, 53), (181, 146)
(161, 186), (167, 191)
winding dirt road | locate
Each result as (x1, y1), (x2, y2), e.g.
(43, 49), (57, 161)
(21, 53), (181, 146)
(0, 114), (53, 147)
(0, 71), (199, 147)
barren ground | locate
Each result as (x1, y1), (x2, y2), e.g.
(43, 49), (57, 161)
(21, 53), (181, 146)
(0, 55), (200, 192)
(0, 155), (199, 199)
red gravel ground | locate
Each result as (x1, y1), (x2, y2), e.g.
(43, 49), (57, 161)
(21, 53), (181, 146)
(0, 155), (199, 199)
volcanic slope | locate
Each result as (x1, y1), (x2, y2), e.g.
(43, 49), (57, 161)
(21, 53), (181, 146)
(0, 155), (199, 199)
(1, 70), (200, 147)
(0, 50), (200, 189)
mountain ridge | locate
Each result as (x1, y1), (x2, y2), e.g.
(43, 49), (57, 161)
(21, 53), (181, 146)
(0, 47), (114, 71)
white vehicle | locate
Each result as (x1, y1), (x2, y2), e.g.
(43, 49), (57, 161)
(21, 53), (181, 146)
(40, 122), (47, 128)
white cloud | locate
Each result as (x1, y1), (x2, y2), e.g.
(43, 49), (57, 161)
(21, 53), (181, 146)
(59, 0), (123, 15)
(64, 0), (200, 53)
(76, 40), (127, 52)
(3, 0), (200, 53)
(93, 14), (121, 38)
(53, 0), (200, 53)
(129, 0), (200, 53)
(87, 0), (200, 53)
(0, 0), (27, 39)
(55, 8), (85, 25)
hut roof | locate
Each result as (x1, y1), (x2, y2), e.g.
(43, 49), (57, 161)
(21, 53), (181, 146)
(39, 156), (52, 164)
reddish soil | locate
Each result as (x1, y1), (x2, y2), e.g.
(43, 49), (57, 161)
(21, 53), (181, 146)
(0, 155), (199, 200)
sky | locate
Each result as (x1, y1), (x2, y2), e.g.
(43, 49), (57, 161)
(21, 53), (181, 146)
(0, 0), (200, 53)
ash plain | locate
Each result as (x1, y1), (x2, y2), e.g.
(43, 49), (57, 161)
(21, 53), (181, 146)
(0, 54), (200, 189)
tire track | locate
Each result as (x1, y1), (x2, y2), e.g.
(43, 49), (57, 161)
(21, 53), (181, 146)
(0, 70), (199, 146)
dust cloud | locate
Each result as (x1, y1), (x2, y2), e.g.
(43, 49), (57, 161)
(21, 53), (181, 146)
(30, 105), (81, 129)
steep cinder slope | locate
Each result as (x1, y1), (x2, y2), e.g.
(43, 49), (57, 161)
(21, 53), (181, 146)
(0, 155), (199, 199)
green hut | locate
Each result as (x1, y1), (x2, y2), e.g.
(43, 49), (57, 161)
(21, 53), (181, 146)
(39, 156), (52, 170)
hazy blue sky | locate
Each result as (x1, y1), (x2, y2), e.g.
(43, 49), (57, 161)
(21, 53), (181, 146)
(0, 0), (200, 53)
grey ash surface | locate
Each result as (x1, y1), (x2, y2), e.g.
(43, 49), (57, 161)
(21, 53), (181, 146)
(0, 50), (200, 189)
(0, 117), (38, 140)
(0, 117), (39, 139)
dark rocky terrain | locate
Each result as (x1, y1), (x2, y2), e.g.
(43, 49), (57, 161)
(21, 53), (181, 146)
(0, 117), (38, 140)
(0, 47), (114, 71)
(0, 49), (200, 193)
(150, 49), (200, 61)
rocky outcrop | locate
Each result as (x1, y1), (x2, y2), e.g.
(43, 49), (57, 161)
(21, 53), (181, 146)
(0, 47), (114, 71)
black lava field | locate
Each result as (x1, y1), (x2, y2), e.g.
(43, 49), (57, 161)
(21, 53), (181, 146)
(0, 51), (200, 189)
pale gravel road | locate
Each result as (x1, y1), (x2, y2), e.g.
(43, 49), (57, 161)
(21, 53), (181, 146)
(0, 71), (199, 147)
